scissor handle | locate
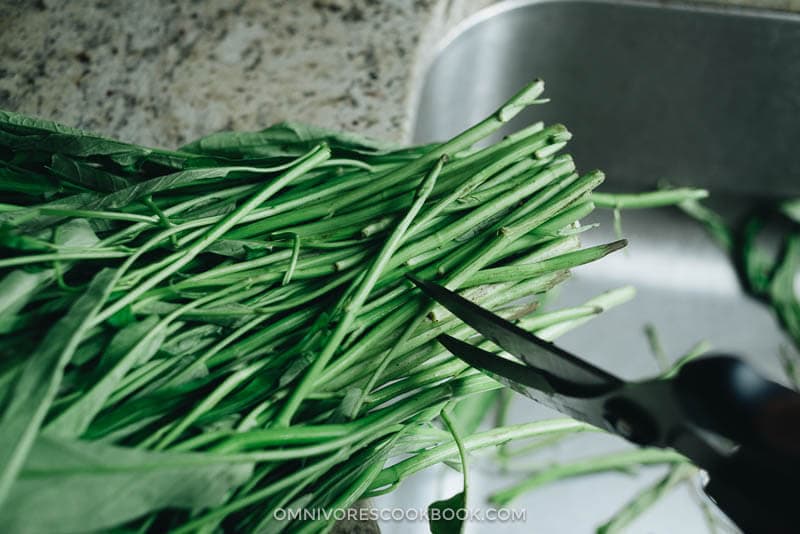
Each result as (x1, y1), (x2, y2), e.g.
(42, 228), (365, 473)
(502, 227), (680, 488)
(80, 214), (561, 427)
(674, 355), (800, 455)
(703, 459), (796, 534)
(674, 355), (800, 533)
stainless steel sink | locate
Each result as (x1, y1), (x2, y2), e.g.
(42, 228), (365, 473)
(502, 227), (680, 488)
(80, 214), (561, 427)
(377, 1), (800, 532)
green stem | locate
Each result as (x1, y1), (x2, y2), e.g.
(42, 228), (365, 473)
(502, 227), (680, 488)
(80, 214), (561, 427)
(366, 419), (592, 496)
(597, 463), (696, 534)
(92, 144), (330, 325)
(592, 188), (708, 209)
(443, 410), (470, 496)
(274, 156), (443, 426)
(170, 449), (352, 534)
(465, 240), (626, 287)
(0, 250), (130, 268)
(39, 208), (158, 224)
(227, 80), (546, 241)
(490, 448), (688, 505)
(281, 233), (301, 286)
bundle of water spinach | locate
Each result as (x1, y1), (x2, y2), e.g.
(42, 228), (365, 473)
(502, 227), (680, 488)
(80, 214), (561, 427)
(0, 80), (630, 533)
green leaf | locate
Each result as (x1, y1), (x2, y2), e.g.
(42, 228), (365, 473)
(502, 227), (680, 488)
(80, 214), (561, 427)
(46, 315), (165, 439)
(0, 110), (153, 168)
(741, 217), (777, 295)
(391, 423), (451, 455)
(48, 154), (132, 192)
(70, 328), (110, 366)
(0, 268), (115, 505)
(0, 269), (52, 334)
(0, 160), (60, 195)
(782, 199), (800, 223)
(450, 389), (499, 436)
(0, 223), (54, 252)
(0, 109), (105, 138)
(160, 324), (223, 357)
(0, 434), (253, 534)
(769, 235), (800, 344)
(428, 491), (467, 534)
(107, 304), (136, 328)
(4, 165), (290, 232)
(180, 121), (399, 159)
(0, 110), (229, 171)
(53, 218), (99, 248)
(204, 239), (273, 259)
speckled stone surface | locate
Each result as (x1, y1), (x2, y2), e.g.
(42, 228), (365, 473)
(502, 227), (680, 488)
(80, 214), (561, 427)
(2, 0), (799, 150)
(0, 0), (446, 148)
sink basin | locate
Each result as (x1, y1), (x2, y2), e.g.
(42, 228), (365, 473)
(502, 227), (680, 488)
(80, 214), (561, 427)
(376, 1), (800, 532)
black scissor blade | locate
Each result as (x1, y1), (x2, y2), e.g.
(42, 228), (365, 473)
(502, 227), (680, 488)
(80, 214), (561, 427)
(438, 334), (613, 426)
(409, 275), (621, 394)
(437, 333), (556, 395)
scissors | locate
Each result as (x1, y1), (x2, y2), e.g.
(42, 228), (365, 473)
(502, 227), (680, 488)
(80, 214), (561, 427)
(408, 275), (800, 534)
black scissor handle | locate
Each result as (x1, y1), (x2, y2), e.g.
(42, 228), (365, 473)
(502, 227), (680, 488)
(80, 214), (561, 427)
(704, 461), (796, 534)
(674, 355), (800, 455)
(674, 355), (800, 533)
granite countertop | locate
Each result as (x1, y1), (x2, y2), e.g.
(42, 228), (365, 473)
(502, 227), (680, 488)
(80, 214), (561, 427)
(2, 0), (799, 149)
(0, 0), (456, 148)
